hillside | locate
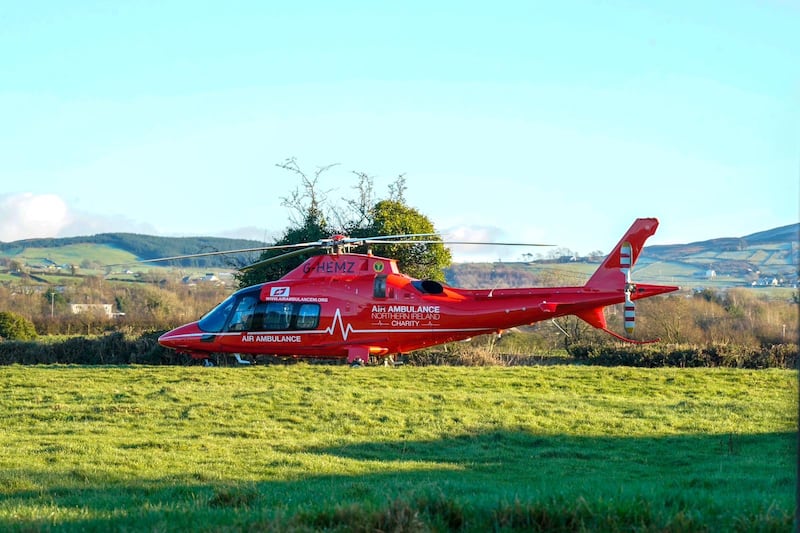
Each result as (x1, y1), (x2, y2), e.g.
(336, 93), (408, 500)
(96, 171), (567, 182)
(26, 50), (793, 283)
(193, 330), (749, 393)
(643, 224), (798, 261)
(0, 233), (267, 269)
(640, 223), (798, 279)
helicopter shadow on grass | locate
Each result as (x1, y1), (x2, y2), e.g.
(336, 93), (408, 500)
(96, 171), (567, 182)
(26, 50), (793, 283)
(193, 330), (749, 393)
(1, 430), (795, 531)
(302, 428), (797, 487)
(296, 428), (796, 526)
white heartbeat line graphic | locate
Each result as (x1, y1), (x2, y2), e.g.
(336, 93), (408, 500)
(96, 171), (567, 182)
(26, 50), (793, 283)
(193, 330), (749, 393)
(324, 308), (357, 340)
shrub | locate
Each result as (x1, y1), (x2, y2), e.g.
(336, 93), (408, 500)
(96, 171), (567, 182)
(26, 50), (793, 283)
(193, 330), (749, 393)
(0, 311), (37, 341)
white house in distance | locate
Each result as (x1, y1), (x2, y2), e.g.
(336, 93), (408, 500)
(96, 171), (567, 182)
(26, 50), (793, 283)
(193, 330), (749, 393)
(69, 303), (114, 318)
(181, 272), (231, 286)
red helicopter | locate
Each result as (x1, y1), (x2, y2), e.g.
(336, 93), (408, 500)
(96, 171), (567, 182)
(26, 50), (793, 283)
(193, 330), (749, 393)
(157, 218), (679, 365)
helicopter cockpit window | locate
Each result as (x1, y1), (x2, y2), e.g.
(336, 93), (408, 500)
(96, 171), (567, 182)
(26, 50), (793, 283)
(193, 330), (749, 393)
(227, 295), (258, 331)
(198, 295), (237, 333)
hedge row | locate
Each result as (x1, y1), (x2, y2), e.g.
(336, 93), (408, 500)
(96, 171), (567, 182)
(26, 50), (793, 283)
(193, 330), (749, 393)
(0, 333), (797, 368)
(566, 342), (799, 369)
(0, 332), (185, 366)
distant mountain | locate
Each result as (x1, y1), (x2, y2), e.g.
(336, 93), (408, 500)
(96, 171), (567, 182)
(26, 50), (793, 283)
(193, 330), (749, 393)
(0, 233), (268, 268)
(641, 223), (799, 278)
(740, 224), (800, 245)
(644, 223), (799, 259)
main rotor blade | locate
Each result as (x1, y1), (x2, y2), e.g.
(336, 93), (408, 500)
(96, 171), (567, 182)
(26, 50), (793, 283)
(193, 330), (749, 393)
(440, 241), (553, 247)
(359, 233), (441, 241)
(107, 240), (327, 267)
(360, 239), (442, 245)
(239, 246), (319, 271)
(362, 239), (553, 247)
(126, 246), (268, 265)
(108, 232), (552, 269)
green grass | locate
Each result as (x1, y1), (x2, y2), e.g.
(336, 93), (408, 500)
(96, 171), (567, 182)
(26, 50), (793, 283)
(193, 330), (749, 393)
(0, 366), (796, 531)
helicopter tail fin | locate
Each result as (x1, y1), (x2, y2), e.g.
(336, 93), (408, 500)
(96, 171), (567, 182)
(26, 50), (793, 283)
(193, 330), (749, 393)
(584, 218), (660, 289)
(578, 218), (678, 342)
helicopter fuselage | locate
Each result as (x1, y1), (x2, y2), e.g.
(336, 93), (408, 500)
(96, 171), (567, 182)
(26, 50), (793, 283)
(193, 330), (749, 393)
(158, 229), (678, 365)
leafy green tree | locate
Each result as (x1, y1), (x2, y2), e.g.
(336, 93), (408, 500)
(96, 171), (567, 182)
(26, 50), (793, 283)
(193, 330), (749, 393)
(353, 199), (451, 281)
(0, 311), (38, 340)
(236, 161), (452, 287)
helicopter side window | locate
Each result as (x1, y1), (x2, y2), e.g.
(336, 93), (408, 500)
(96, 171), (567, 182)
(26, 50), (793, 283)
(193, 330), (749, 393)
(295, 304), (320, 329)
(263, 302), (293, 330)
(374, 275), (387, 298)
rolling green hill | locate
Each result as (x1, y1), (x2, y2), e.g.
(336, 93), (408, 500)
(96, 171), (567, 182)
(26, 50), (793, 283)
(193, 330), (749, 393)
(642, 223), (798, 275)
(1, 224), (797, 291)
(0, 233), (267, 270)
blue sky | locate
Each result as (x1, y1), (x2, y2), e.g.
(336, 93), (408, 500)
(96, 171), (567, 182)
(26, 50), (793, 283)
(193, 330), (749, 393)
(1, 1), (797, 261)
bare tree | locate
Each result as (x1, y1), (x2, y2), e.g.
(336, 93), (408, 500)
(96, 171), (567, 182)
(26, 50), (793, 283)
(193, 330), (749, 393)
(276, 157), (337, 229)
(388, 173), (407, 204)
(341, 171), (376, 231)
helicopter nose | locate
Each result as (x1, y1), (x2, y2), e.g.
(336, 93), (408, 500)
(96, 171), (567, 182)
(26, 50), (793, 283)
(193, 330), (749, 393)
(158, 329), (176, 348)
(158, 322), (203, 350)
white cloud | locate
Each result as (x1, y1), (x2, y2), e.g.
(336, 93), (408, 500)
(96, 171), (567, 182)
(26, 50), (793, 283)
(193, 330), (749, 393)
(442, 224), (547, 263)
(0, 192), (158, 242)
(0, 193), (71, 242)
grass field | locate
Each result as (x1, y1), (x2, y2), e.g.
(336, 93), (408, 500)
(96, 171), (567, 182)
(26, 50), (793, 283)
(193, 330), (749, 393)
(0, 365), (796, 531)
